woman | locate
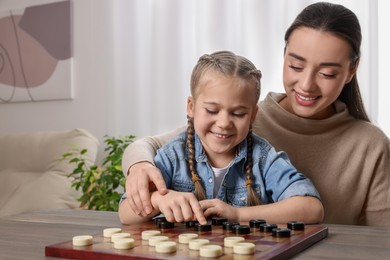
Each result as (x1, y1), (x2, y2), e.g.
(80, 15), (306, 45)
(121, 2), (390, 226)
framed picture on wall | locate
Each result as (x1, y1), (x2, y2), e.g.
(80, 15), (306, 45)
(0, 0), (73, 103)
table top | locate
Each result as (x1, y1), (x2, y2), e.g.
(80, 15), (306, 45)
(1, 209), (389, 259)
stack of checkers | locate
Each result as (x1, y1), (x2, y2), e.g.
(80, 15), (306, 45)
(72, 227), (136, 250)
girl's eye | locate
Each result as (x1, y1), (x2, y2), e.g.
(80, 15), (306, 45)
(233, 112), (246, 117)
(206, 109), (218, 114)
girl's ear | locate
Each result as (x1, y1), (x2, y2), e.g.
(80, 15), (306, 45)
(251, 105), (259, 124)
(187, 96), (195, 117)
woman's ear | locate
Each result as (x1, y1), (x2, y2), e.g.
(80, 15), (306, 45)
(346, 58), (360, 84)
(187, 96), (195, 117)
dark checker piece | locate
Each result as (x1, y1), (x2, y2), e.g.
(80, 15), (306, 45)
(194, 223), (212, 232)
(154, 216), (167, 227)
(185, 221), (199, 227)
(287, 221), (305, 230)
(211, 217), (228, 225)
(233, 225), (251, 234)
(259, 223), (278, 232)
(249, 219), (266, 228)
(272, 228), (291, 237)
(223, 221), (240, 231)
(158, 221), (175, 229)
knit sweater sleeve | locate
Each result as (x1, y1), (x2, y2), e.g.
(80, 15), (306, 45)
(363, 133), (390, 226)
(121, 126), (186, 176)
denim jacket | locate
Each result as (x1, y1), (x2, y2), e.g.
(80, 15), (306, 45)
(153, 131), (320, 207)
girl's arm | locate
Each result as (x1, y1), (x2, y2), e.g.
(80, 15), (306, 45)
(118, 193), (160, 225)
(151, 190), (207, 225)
(119, 190), (208, 225)
(238, 196), (324, 224)
(200, 196), (324, 224)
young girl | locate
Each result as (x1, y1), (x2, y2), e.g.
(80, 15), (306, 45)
(118, 51), (324, 225)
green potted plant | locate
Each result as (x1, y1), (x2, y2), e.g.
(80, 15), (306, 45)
(62, 134), (135, 211)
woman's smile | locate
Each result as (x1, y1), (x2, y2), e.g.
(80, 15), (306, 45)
(294, 91), (320, 106)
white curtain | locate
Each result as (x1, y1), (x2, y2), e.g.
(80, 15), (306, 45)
(110, 0), (378, 137)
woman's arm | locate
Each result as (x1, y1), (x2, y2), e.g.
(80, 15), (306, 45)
(123, 126), (185, 216)
(122, 126), (185, 176)
(200, 196), (324, 224)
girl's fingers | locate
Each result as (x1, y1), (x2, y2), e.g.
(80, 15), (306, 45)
(202, 207), (216, 219)
(160, 206), (174, 222)
(171, 204), (185, 223)
(198, 199), (215, 211)
(189, 199), (207, 225)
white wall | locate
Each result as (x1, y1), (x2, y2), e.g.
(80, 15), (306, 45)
(0, 0), (114, 161)
(0, 0), (388, 163)
(378, 0), (390, 135)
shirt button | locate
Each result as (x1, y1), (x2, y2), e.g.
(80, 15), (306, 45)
(208, 178), (213, 183)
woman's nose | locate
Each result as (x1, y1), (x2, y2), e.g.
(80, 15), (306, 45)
(300, 70), (316, 92)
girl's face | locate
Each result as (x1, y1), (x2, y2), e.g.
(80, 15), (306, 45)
(282, 27), (357, 119)
(187, 70), (258, 167)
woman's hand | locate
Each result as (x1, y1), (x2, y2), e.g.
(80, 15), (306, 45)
(126, 162), (168, 216)
(151, 190), (207, 225)
(199, 199), (239, 222)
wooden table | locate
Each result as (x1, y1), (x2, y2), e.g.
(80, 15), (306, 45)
(0, 209), (389, 259)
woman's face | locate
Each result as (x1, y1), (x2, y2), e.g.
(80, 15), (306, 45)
(282, 27), (357, 119)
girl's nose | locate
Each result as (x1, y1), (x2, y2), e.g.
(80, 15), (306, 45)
(216, 113), (232, 129)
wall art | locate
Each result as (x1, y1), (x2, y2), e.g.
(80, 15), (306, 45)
(0, 0), (73, 103)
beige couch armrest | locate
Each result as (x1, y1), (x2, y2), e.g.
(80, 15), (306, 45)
(0, 128), (99, 217)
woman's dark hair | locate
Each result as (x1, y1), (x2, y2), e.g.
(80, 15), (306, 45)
(284, 2), (370, 121)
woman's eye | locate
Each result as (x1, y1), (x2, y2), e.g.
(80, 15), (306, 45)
(320, 72), (336, 79)
(288, 65), (303, 71)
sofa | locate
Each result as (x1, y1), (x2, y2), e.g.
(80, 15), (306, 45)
(0, 128), (99, 217)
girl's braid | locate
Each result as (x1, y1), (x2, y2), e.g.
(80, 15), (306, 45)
(186, 116), (207, 201)
(245, 130), (261, 206)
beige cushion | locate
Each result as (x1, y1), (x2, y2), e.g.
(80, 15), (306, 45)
(0, 128), (99, 217)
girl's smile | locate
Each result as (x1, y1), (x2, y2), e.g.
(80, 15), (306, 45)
(211, 131), (233, 140)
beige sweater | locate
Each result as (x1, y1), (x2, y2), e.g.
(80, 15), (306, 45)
(123, 92), (390, 226)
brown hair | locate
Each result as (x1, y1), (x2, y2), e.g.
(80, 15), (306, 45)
(284, 2), (370, 121)
(187, 50), (261, 206)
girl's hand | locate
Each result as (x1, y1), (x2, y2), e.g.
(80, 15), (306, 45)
(199, 199), (239, 221)
(151, 190), (207, 225)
